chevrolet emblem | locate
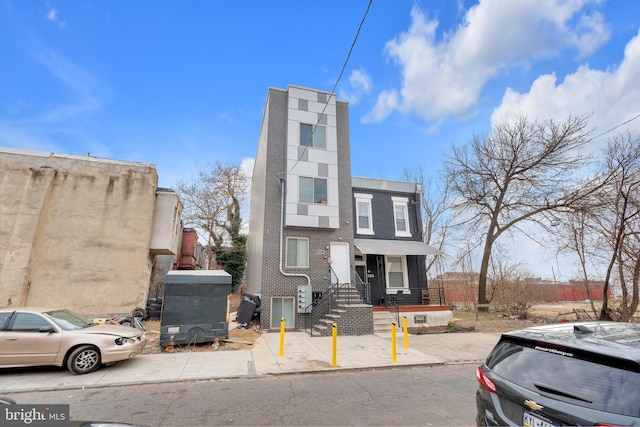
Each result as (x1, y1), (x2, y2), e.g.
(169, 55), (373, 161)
(524, 400), (544, 411)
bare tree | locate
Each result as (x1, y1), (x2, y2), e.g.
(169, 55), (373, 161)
(177, 162), (249, 289)
(592, 133), (640, 320)
(487, 243), (524, 304)
(403, 166), (452, 274)
(553, 207), (601, 318)
(444, 115), (596, 308)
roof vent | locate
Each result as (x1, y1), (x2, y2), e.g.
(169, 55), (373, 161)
(573, 325), (593, 335)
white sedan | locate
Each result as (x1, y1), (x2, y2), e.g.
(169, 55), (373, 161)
(0, 307), (148, 374)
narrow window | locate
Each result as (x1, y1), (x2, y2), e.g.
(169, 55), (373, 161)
(271, 297), (295, 328)
(392, 197), (411, 237)
(286, 237), (309, 268)
(395, 205), (406, 232)
(354, 193), (374, 235)
(314, 178), (327, 204)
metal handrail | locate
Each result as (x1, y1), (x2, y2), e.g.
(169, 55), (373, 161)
(383, 291), (400, 325)
(302, 281), (341, 336)
(354, 271), (371, 304)
(303, 280), (365, 336)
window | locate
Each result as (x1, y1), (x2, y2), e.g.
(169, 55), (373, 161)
(392, 197), (411, 237)
(271, 297), (295, 329)
(286, 237), (309, 268)
(300, 123), (326, 149)
(385, 255), (408, 290)
(10, 313), (51, 331)
(354, 193), (374, 235)
(299, 177), (327, 204)
(0, 312), (12, 329)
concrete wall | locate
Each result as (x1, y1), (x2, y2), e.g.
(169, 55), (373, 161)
(0, 147), (158, 315)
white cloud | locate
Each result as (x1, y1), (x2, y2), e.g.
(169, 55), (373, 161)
(349, 69), (372, 93)
(338, 69), (373, 105)
(492, 29), (640, 144)
(367, 0), (610, 122)
(362, 90), (399, 123)
(46, 4), (66, 29)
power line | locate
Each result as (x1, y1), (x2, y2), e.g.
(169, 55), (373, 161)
(590, 112), (640, 141)
(288, 0), (373, 174)
(325, 0), (373, 113)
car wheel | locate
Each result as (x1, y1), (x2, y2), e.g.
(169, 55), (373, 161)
(67, 345), (101, 375)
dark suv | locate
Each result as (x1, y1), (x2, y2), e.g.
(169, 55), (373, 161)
(476, 321), (640, 426)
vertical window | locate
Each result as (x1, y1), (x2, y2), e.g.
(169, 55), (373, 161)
(354, 193), (374, 235)
(299, 177), (327, 204)
(392, 197), (411, 237)
(286, 237), (309, 268)
(271, 297), (295, 329)
(300, 123), (326, 149)
(386, 255), (408, 289)
(10, 313), (50, 331)
(395, 205), (406, 231)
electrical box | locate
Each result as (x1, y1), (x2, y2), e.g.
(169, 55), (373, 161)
(297, 285), (312, 313)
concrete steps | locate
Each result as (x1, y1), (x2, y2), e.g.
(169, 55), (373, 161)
(311, 285), (373, 336)
(373, 311), (401, 334)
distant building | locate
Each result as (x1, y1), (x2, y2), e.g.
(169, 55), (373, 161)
(436, 272), (609, 306)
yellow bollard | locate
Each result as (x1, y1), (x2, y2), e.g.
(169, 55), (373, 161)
(403, 315), (409, 349)
(279, 317), (285, 357)
(331, 323), (337, 367)
(391, 322), (397, 363)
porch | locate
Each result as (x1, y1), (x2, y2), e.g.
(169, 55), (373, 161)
(371, 287), (453, 332)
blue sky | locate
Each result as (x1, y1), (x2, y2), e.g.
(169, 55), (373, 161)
(2, 0), (640, 279)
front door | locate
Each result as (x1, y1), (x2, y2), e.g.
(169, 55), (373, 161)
(329, 242), (350, 285)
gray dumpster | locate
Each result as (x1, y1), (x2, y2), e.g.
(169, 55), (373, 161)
(160, 270), (231, 347)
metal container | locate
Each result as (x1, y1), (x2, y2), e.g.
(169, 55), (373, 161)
(160, 270), (231, 347)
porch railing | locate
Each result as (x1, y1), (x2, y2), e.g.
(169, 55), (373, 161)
(302, 281), (355, 336)
(382, 291), (400, 325)
(428, 287), (446, 305)
(354, 271), (371, 304)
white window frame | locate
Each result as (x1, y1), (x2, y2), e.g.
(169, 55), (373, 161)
(285, 237), (309, 268)
(392, 196), (411, 237)
(385, 255), (410, 293)
(354, 193), (374, 235)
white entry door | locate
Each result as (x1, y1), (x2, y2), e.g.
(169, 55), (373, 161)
(329, 242), (350, 285)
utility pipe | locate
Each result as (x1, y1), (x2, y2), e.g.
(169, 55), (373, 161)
(278, 177), (310, 287)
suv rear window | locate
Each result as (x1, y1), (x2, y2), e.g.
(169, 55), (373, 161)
(486, 339), (640, 417)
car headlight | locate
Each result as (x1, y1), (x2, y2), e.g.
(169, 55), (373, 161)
(115, 337), (136, 345)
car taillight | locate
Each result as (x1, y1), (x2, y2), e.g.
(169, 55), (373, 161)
(476, 366), (497, 393)
(594, 424), (623, 427)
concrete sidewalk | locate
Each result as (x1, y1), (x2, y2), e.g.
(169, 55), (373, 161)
(0, 331), (502, 393)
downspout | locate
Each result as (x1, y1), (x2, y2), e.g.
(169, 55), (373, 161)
(278, 177), (310, 286)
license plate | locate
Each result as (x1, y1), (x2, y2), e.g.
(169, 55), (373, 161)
(524, 411), (557, 427)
